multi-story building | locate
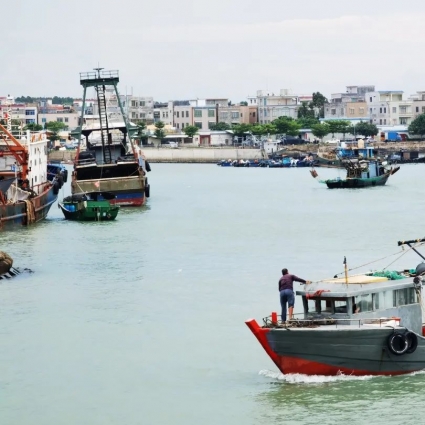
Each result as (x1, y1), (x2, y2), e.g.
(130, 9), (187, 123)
(257, 89), (301, 124)
(153, 101), (173, 126)
(173, 101), (192, 131)
(330, 85), (375, 104)
(324, 101), (369, 121)
(126, 96), (154, 123)
(0, 102), (38, 125)
(218, 104), (258, 126)
(38, 106), (79, 129)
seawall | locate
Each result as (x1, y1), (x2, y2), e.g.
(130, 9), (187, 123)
(48, 142), (425, 164)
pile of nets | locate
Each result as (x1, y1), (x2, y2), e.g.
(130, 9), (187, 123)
(368, 270), (408, 280)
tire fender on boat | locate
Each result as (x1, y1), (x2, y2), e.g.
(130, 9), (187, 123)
(405, 331), (418, 354)
(387, 332), (409, 355)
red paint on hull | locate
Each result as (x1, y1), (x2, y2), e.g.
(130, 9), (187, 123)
(110, 196), (145, 207)
(245, 319), (417, 377)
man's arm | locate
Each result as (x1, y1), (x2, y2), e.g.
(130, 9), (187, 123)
(293, 275), (307, 284)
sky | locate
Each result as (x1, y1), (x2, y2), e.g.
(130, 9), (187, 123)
(3, 0), (425, 101)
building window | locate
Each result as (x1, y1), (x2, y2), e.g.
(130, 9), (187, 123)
(25, 119), (35, 124)
(253, 112), (256, 117)
(379, 107), (382, 113)
(176, 123), (179, 129)
(194, 109), (202, 118)
(208, 109), (215, 117)
(392, 107), (397, 113)
(370, 97), (372, 102)
(359, 108), (364, 114)
(416, 107), (419, 113)
(140, 113), (145, 119)
(370, 108), (372, 114)
(131, 101), (138, 107)
(57, 118), (63, 122)
(176, 111), (179, 118)
(25, 110), (35, 116)
(132, 112), (136, 118)
(384, 119), (386, 124)
(422, 107), (425, 113)
(42, 118), (46, 123)
(181, 123), (184, 129)
(208, 122), (216, 129)
(186, 111), (189, 118)
(194, 121), (202, 129)
(400, 118), (407, 124)
(231, 112), (239, 119)
(331, 109), (336, 115)
(384, 107), (386, 113)
(140, 101), (145, 107)
(379, 119), (382, 124)
(349, 108), (355, 115)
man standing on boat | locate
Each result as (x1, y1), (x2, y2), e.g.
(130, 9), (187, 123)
(279, 268), (311, 322)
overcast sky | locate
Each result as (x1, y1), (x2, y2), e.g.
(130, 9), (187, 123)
(4, 0), (425, 101)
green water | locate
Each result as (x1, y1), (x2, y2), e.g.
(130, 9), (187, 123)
(1, 163), (425, 424)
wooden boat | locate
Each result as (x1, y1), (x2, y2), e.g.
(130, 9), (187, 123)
(59, 191), (119, 221)
(310, 158), (400, 189)
(246, 239), (425, 376)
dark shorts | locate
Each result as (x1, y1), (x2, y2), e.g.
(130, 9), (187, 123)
(280, 289), (295, 307)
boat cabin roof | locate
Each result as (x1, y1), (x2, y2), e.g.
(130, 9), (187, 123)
(296, 274), (416, 298)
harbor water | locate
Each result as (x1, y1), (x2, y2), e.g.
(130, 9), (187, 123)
(1, 163), (425, 425)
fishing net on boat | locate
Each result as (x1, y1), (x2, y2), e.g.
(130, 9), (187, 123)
(369, 270), (405, 280)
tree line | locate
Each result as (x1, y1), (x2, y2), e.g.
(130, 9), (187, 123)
(15, 96), (74, 105)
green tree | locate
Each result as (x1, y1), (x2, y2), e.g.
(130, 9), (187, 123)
(311, 123), (330, 141)
(324, 120), (351, 138)
(297, 116), (319, 128)
(209, 122), (231, 131)
(154, 120), (166, 140)
(354, 121), (379, 138)
(251, 125), (266, 136)
(311, 92), (328, 118)
(183, 125), (199, 138)
(0, 119), (23, 133)
(273, 116), (294, 134)
(408, 114), (425, 139)
(15, 96), (35, 103)
(262, 123), (277, 135)
(134, 120), (148, 145)
(24, 123), (43, 131)
(46, 121), (66, 142)
(239, 101), (248, 106)
(231, 123), (252, 137)
(297, 101), (315, 119)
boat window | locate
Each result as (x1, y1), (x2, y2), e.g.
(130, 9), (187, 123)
(373, 291), (394, 311)
(334, 300), (348, 313)
(354, 294), (373, 312)
(393, 288), (416, 307)
(306, 299), (332, 314)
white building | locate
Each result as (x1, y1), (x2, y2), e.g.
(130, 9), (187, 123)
(257, 89), (301, 123)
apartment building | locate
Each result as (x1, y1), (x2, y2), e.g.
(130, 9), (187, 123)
(127, 96), (154, 123)
(257, 89), (300, 123)
(330, 85), (375, 104)
(324, 102), (369, 121)
(173, 101), (192, 130)
(218, 105), (258, 126)
(153, 101), (173, 126)
(0, 103), (38, 125)
(38, 106), (79, 129)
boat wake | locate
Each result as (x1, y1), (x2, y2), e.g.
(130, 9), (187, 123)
(259, 369), (376, 384)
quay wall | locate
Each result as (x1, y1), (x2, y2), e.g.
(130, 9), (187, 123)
(48, 142), (425, 164)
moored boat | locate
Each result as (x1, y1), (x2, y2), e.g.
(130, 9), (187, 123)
(0, 123), (61, 231)
(59, 192), (119, 221)
(246, 241), (425, 376)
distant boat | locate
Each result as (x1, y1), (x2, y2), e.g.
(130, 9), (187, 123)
(59, 191), (119, 221)
(310, 158), (400, 189)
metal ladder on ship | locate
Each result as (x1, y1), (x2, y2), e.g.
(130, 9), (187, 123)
(95, 82), (112, 164)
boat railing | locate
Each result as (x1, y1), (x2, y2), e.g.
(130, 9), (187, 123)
(262, 314), (401, 329)
(80, 70), (119, 82)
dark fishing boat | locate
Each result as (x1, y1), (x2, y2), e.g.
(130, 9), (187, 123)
(310, 158), (399, 189)
(246, 240), (425, 376)
(59, 191), (119, 221)
(0, 123), (61, 231)
(71, 69), (150, 206)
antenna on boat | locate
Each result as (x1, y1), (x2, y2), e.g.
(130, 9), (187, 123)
(343, 256), (348, 285)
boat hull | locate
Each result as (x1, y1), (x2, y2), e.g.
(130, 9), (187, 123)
(59, 202), (119, 221)
(246, 319), (425, 376)
(72, 175), (146, 207)
(325, 174), (390, 189)
(0, 184), (58, 231)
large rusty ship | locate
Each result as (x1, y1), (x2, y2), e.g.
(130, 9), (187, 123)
(71, 69), (150, 206)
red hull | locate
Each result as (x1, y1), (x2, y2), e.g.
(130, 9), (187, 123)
(246, 319), (417, 377)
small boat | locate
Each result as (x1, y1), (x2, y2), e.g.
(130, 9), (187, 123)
(59, 191), (120, 221)
(246, 239), (425, 376)
(310, 158), (400, 189)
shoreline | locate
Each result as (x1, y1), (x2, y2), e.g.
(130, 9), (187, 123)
(48, 142), (425, 164)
